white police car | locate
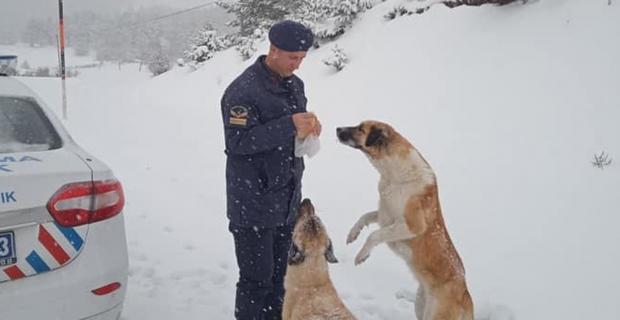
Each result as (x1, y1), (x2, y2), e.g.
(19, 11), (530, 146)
(0, 74), (128, 319)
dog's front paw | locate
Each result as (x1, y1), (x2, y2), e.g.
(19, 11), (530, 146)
(354, 248), (371, 265)
(347, 224), (363, 244)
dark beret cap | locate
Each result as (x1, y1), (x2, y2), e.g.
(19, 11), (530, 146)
(268, 20), (314, 52)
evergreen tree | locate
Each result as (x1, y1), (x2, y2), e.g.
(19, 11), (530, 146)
(22, 18), (55, 47)
(95, 25), (133, 63)
(134, 25), (166, 67)
(322, 0), (373, 39)
(147, 47), (170, 76)
(0, 28), (18, 45)
(323, 44), (348, 71)
(185, 26), (227, 64)
(442, 0), (527, 7)
(61, 7), (224, 65)
(66, 11), (102, 56)
(286, 0), (374, 42)
(235, 28), (266, 61)
(217, 0), (288, 36)
(286, 0), (332, 35)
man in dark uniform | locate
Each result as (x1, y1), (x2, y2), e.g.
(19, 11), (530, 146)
(220, 20), (321, 320)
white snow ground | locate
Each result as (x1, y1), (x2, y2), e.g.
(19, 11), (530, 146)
(7, 0), (620, 319)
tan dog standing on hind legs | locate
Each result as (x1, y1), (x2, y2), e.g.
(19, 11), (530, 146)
(282, 198), (356, 320)
(336, 121), (473, 320)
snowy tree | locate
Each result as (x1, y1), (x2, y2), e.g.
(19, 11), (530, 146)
(384, 6), (413, 21)
(322, 44), (348, 71)
(94, 26), (132, 64)
(217, 0), (288, 36)
(233, 28), (267, 61)
(235, 37), (257, 61)
(20, 60), (31, 70)
(286, 0), (374, 43)
(22, 18), (55, 47)
(63, 7), (223, 66)
(66, 11), (103, 57)
(147, 47), (170, 76)
(215, 0), (376, 52)
(185, 26), (228, 64)
(285, 0), (332, 39)
(442, 0), (529, 7)
(134, 25), (167, 68)
(324, 0), (374, 39)
(0, 28), (18, 45)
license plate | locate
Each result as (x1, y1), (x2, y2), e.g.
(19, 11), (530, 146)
(0, 231), (16, 267)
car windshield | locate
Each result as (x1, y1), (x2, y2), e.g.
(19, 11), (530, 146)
(0, 96), (62, 154)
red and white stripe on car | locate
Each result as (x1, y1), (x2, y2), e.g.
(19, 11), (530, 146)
(0, 178), (124, 283)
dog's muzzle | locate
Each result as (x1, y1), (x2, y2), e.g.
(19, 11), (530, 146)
(336, 127), (358, 148)
(337, 127), (353, 141)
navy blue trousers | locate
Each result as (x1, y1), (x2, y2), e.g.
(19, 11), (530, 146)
(229, 222), (294, 320)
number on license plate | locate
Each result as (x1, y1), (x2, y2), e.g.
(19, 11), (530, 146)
(0, 231), (16, 267)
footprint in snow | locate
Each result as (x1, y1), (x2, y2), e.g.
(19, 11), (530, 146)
(169, 268), (209, 280)
(395, 289), (416, 303)
(475, 303), (516, 320)
(360, 293), (374, 301)
(129, 250), (149, 262)
(219, 261), (230, 270)
(210, 271), (227, 286)
(339, 291), (353, 300)
(167, 268), (227, 287)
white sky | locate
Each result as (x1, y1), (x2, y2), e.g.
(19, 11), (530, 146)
(0, 0), (231, 48)
(131, 0), (209, 7)
(0, 0), (220, 30)
(3, 0), (203, 14)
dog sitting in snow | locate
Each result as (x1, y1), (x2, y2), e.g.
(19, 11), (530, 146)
(282, 198), (356, 320)
(336, 120), (473, 320)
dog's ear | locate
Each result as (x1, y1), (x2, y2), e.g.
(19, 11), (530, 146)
(324, 240), (338, 264)
(365, 126), (387, 148)
(288, 242), (305, 266)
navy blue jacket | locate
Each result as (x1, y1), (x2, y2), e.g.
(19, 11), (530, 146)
(221, 55), (307, 228)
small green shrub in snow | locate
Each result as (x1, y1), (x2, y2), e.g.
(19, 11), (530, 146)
(323, 44), (348, 71)
(384, 6), (412, 20)
(592, 151), (612, 170)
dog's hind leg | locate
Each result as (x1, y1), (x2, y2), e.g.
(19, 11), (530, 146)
(460, 290), (474, 320)
(430, 288), (463, 320)
(431, 302), (461, 320)
(354, 223), (415, 265)
(415, 285), (427, 320)
(422, 292), (437, 320)
(347, 210), (379, 244)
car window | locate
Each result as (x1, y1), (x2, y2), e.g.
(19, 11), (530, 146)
(0, 96), (62, 154)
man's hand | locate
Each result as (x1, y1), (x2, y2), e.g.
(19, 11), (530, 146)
(312, 116), (322, 137)
(293, 112), (317, 139)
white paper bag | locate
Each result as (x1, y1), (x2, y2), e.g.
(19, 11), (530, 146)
(294, 134), (320, 158)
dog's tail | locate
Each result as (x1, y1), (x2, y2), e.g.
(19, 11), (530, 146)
(461, 289), (474, 320)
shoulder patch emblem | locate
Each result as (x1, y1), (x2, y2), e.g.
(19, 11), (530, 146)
(229, 106), (248, 126)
